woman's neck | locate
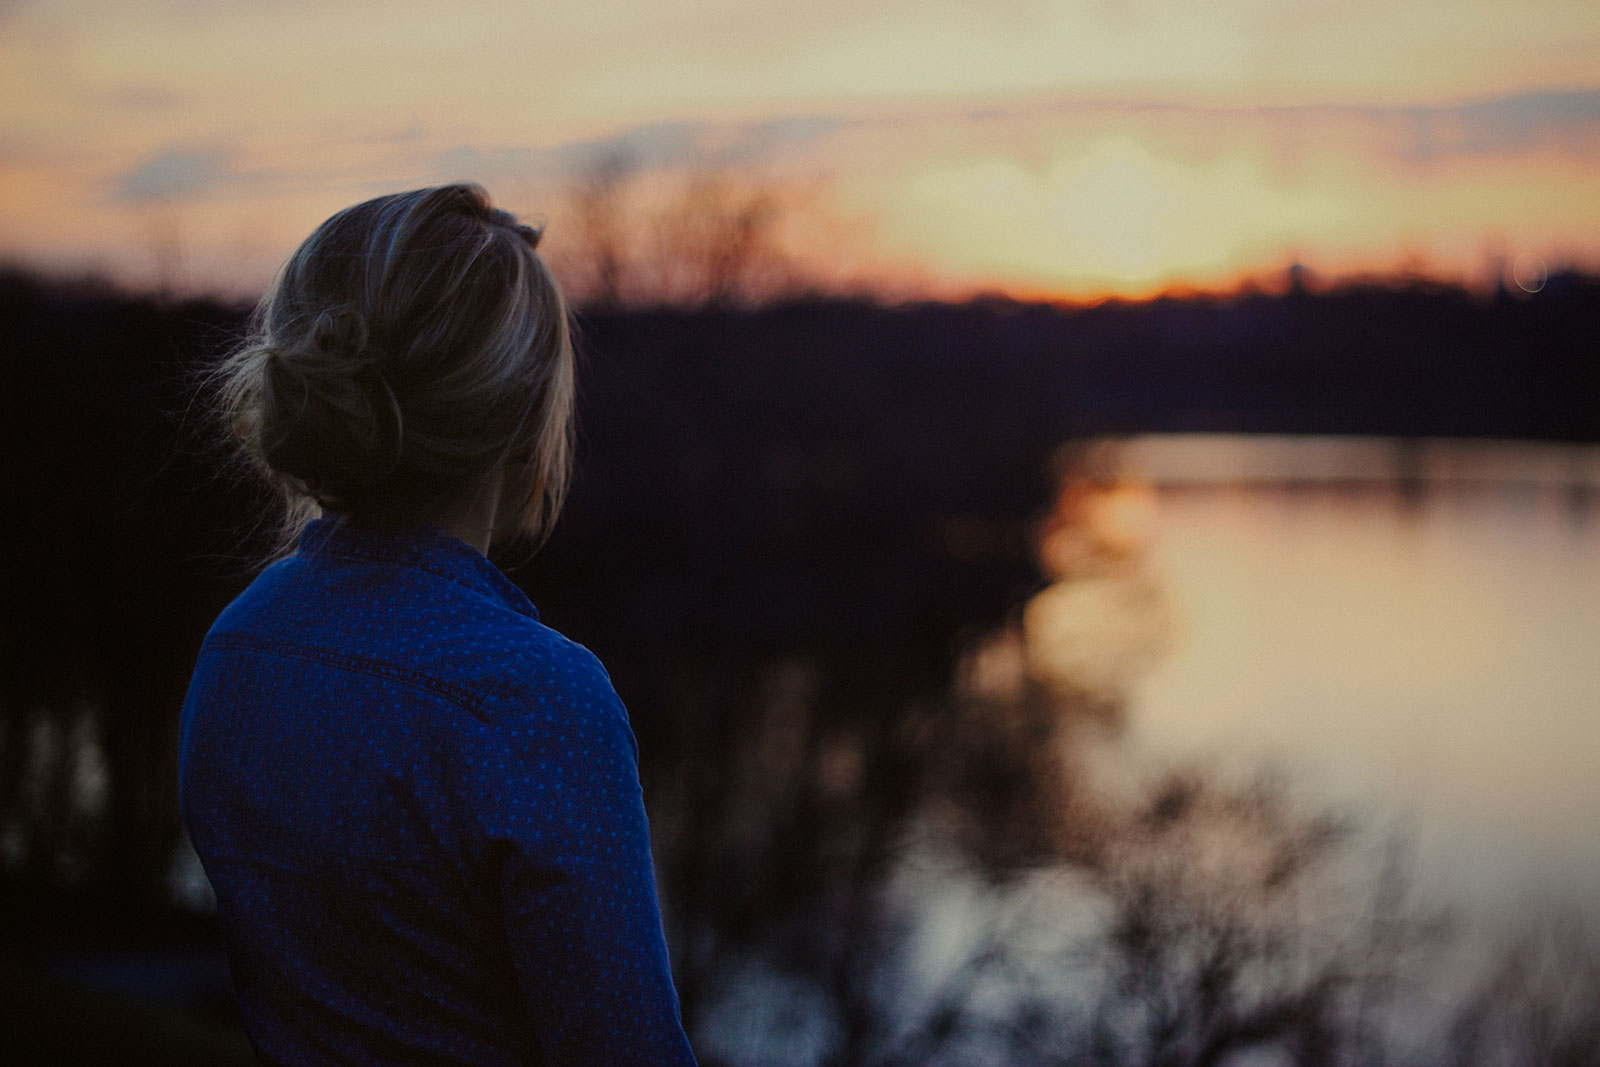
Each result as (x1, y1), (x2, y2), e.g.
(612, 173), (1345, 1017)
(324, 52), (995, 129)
(422, 468), (503, 554)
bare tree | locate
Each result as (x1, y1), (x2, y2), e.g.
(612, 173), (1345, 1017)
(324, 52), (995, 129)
(563, 153), (634, 309)
(1449, 908), (1600, 1067)
(647, 169), (785, 308)
(1058, 771), (1450, 1067)
(558, 157), (798, 309)
(648, 446), (1471, 1067)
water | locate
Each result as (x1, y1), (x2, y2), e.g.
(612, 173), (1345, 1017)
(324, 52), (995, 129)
(1099, 435), (1600, 920)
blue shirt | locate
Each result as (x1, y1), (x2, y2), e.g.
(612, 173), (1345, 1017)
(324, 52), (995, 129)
(179, 515), (697, 1066)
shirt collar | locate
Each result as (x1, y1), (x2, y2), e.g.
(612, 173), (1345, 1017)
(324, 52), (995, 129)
(297, 515), (539, 620)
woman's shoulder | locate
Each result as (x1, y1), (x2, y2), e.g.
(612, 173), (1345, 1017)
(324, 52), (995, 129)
(486, 625), (625, 719)
(202, 543), (621, 727)
(468, 625), (641, 768)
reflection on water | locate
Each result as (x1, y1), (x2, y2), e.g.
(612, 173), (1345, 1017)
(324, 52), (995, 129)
(1070, 435), (1600, 915)
(1026, 459), (1173, 710)
(9, 431), (1593, 1062)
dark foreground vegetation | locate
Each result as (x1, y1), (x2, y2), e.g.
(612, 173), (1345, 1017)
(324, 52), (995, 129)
(2, 267), (1598, 1064)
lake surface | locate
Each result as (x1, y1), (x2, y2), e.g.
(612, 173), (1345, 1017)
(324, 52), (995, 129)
(1098, 435), (1600, 921)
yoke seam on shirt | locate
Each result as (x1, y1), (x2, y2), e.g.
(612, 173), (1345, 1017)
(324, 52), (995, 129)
(206, 632), (493, 721)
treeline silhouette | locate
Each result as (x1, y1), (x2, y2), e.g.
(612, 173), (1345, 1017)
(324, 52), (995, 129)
(531, 271), (1600, 681)
(3, 265), (1599, 1065)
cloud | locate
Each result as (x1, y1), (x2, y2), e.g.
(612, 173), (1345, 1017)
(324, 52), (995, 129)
(436, 114), (855, 186)
(114, 147), (231, 202)
(96, 85), (187, 113)
(111, 144), (284, 203)
(545, 86), (1600, 175)
(1401, 89), (1600, 161)
(561, 115), (850, 169)
(935, 87), (1600, 169)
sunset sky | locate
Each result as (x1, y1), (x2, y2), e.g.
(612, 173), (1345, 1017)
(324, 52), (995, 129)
(2, 0), (1597, 301)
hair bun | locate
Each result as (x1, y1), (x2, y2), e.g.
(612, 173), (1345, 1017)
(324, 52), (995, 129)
(219, 183), (574, 545)
(311, 305), (370, 359)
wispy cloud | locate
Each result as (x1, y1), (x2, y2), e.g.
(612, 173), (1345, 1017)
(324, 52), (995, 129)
(436, 113), (855, 187)
(505, 86), (1600, 181)
(1394, 89), (1600, 162)
(941, 87), (1600, 162)
(95, 85), (188, 114)
(113, 146), (232, 202)
(111, 144), (285, 203)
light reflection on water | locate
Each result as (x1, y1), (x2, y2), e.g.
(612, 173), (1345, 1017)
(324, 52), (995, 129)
(1101, 435), (1600, 917)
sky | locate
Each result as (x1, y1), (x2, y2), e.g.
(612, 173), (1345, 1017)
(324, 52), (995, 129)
(2, 0), (1598, 301)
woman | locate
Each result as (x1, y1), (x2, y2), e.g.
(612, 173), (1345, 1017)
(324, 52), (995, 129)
(179, 184), (698, 1066)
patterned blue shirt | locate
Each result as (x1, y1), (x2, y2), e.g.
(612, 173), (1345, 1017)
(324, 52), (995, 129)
(179, 515), (698, 1066)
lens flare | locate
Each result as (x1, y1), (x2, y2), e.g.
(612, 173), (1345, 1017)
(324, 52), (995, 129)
(1513, 252), (1548, 294)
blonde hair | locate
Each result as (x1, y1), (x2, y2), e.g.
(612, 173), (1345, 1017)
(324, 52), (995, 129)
(217, 184), (575, 550)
